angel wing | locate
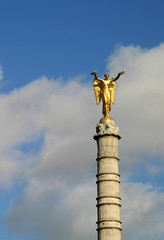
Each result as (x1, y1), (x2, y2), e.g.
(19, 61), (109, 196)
(93, 79), (102, 105)
(109, 81), (116, 104)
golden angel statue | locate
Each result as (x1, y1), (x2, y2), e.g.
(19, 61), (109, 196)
(92, 70), (125, 122)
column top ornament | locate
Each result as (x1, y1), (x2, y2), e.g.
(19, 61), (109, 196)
(91, 70), (125, 124)
(94, 119), (121, 140)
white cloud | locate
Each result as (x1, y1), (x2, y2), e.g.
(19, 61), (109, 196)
(0, 76), (97, 188)
(106, 44), (164, 169)
(4, 178), (97, 240)
(1, 44), (164, 240)
(121, 179), (164, 240)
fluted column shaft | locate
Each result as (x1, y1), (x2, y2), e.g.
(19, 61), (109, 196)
(94, 121), (121, 240)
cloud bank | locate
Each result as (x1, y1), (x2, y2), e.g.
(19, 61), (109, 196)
(1, 44), (164, 240)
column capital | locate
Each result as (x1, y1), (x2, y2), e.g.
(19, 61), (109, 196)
(94, 120), (121, 140)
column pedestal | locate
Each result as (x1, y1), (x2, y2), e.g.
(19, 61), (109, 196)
(94, 120), (121, 240)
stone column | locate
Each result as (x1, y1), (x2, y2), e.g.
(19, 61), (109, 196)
(94, 120), (121, 240)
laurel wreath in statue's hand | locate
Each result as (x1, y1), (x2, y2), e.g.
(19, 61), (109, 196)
(118, 71), (125, 75)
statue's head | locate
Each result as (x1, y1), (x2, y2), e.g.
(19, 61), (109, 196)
(104, 73), (109, 80)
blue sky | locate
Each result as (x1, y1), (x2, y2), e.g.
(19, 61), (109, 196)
(0, 0), (164, 240)
(0, 0), (163, 91)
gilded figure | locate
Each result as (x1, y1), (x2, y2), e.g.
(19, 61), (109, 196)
(92, 70), (125, 121)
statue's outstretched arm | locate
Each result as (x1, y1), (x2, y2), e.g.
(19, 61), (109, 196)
(111, 71), (125, 82)
(91, 70), (98, 80)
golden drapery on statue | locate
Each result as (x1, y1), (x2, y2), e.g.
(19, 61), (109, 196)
(92, 70), (125, 123)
